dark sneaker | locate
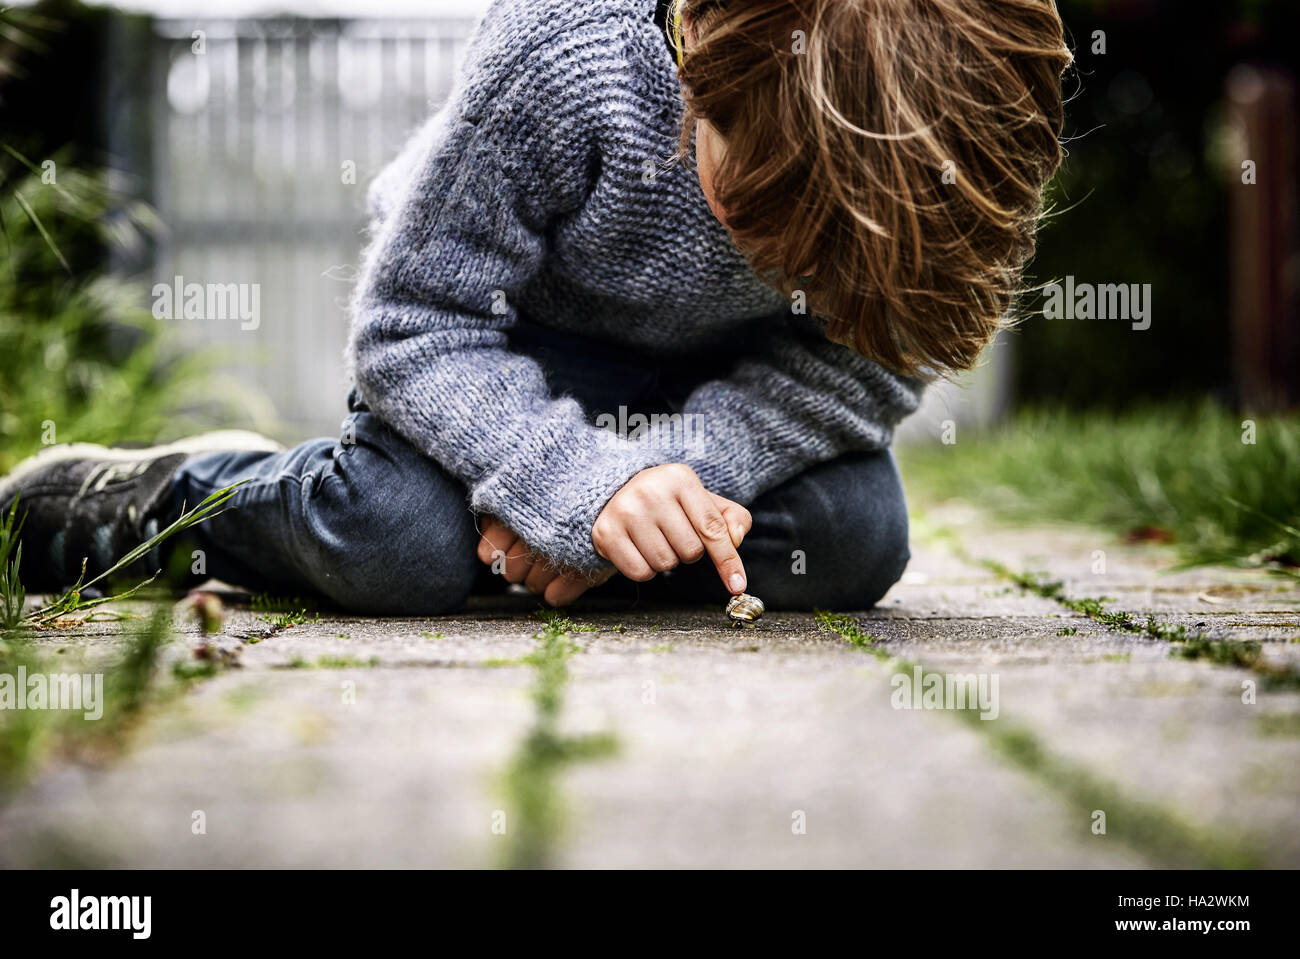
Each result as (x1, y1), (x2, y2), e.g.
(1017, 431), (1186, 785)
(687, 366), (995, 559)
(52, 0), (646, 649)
(0, 431), (282, 593)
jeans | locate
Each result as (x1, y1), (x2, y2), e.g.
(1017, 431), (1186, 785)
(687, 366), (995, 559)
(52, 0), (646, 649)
(172, 322), (911, 614)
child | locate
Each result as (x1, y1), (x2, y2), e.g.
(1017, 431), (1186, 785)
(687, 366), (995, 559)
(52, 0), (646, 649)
(1, 0), (1071, 615)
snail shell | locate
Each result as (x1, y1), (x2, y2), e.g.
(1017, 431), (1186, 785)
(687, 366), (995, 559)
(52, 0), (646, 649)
(726, 592), (765, 627)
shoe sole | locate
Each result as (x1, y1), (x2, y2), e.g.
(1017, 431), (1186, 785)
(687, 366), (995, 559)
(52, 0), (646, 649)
(0, 430), (286, 496)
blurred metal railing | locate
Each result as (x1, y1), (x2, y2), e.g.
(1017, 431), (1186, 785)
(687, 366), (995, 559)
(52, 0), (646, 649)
(149, 17), (476, 437)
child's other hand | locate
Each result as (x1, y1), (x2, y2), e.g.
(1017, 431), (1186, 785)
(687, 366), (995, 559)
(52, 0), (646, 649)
(477, 515), (613, 606)
(593, 464), (751, 594)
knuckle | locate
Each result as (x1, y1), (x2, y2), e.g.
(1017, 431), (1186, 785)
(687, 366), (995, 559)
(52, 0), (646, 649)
(680, 542), (705, 562)
(699, 514), (730, 541)
(664, 463), (696, 484)
(653, 553), (679, 572)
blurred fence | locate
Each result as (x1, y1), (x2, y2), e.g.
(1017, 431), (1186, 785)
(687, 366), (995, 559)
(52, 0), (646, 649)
(148, 17), (475, 437)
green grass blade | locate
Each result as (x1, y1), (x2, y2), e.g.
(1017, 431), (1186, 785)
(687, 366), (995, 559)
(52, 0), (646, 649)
(11, 188), (69, 271)
(0, 497), (28, 629)
(28, 572), (160, 628)
(32, 481), (246, 622)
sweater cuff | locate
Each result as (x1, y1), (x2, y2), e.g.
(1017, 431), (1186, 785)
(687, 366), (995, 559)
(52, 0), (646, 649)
(468, 431), (667, 573)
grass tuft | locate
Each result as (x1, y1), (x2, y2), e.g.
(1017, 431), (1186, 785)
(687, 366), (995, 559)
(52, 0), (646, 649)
(814, 610), (887, 655)
(901, 404), (1300, 575)
(257, 609), (317, 631)
(25, 483), (247, 629)
(249, 593), (317, 613)
(0, 496), (26, 630)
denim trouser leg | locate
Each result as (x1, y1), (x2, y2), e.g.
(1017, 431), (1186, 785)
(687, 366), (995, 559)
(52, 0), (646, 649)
(173, 400), (481, 615)
(171, 322), (911, 613)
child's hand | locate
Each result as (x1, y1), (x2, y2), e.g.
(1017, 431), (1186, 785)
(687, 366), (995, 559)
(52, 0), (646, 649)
(593, 464), (751, 593)
(477, 515), (613, 606)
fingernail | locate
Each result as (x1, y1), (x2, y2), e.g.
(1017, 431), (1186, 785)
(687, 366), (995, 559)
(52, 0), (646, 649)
(729, 573), (745, 593)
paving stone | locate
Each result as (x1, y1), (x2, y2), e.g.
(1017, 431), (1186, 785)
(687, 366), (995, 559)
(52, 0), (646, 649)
(556, 649), (1144, 867)
(0, 667), (534, 868)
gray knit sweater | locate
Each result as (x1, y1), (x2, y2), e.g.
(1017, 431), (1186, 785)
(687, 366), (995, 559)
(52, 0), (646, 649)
(349, 0), (923, 573)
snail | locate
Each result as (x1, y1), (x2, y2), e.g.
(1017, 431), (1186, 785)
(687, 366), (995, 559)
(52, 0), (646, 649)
(725, 592), (765, 628)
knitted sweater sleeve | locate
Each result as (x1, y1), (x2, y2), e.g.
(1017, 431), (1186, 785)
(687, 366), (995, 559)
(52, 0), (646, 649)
(349, 6), (665, 573)
(638, 312), (925, 504)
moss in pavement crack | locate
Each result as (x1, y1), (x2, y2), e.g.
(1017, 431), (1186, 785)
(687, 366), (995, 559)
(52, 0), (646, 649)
(499, 608), (618, 869)
(278, 654), (379, 670)
(815, 611), (890, 657)
(814, 612), (1266, 869)
(1, 605), (235, 795)
(978, 558), (1300, 690)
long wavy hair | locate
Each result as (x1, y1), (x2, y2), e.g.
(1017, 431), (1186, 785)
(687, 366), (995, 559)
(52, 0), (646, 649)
(670, 0), (1073, 377)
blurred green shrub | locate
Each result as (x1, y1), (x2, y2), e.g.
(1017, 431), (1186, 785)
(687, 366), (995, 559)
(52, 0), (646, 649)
(901, 403), (1300, 574)
(0, 151), (220, 473)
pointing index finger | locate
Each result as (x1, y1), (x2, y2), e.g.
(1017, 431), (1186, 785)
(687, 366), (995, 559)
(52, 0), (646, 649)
(677, 484), (747, 594)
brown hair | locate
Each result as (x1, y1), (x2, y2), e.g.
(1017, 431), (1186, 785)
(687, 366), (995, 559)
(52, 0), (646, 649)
(672, 0), (1073, 377)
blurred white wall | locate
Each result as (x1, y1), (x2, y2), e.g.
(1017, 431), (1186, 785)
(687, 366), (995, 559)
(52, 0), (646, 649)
(894, 337), (1015, 447)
